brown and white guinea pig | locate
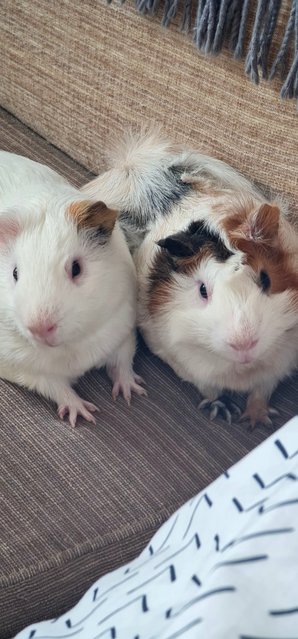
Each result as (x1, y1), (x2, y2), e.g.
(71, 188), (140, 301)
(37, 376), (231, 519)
(82, 129), (298, 429)
(0, 151), (145, 427)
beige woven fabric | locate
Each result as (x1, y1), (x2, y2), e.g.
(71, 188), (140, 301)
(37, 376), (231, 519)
(0, 0), (297, 206)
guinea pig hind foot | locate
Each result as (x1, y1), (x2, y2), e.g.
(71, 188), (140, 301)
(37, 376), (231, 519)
(198, 396), (242, 426)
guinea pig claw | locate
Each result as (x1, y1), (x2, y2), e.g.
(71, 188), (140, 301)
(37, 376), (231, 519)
(239, 410), (276, 432)
(199, 397), (239, 426)
(112, 381), (121, 402)
(198, 398), (212, 410)
(212, 401), (232, 426)
(230, 403), (242, 418)
(134, 374), (146, 386)
(268, 407), (280, 417)
(58, 406), (68, 420)
(247, 417), (272, 432)
(223, 409), (232, 427)
(57, 398), (98, 427)
(111, 373), (147, 405)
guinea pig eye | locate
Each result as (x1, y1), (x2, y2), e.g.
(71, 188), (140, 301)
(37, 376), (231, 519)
(260, 270), (271, 292)
(71, 260), (81, 279)
(199, 282), (208, 300)
(13, 266), (18, 282)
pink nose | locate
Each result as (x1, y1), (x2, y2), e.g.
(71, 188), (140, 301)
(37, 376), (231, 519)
(229, 337), (258, 352)
(28, 321), (57, 341)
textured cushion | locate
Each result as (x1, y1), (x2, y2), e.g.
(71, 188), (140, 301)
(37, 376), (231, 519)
(0, 1), (297, 210)
(0, 109), (298, 639)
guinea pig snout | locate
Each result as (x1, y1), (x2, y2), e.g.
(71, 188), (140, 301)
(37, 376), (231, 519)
(228, 336), (258, 352)
(27, 318), (57, 346)
(226, 333), (259, 364)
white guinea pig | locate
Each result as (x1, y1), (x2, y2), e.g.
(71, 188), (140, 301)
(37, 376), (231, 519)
(82, 129), (298, 430)
(0, 151), (145, 426)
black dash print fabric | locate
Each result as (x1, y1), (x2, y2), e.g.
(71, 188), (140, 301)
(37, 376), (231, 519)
(17, 417), (298, 639)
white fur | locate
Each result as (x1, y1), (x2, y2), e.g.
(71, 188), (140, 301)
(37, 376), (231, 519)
(83, 131), (298, 425)
(0, 151), (144, 426)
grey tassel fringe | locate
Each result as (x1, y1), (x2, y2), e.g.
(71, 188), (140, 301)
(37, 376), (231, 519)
(116, 0), (298, 106)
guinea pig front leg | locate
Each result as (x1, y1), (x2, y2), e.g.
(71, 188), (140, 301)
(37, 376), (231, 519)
(240, 387), (279, 431)
(26, 374), (98, 427)
(106, 331), (147, 406)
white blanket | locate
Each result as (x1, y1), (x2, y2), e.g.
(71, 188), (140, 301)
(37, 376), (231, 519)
(16, 416), (298, 639)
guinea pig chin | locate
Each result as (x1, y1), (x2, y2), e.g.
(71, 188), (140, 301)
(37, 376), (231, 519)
(33, 334), (60, 348)
(27, 330), (61, 348)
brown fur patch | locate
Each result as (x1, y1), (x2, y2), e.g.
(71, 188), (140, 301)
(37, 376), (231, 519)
(239, 242), (298, 294)
(68, 200), (117, 236)
(183, 175), (220, 195)
(224, 203), (280, 246)
(222, 202), (298, 294)
(149, 281), (172, 315)
(172, 246), (225, 275)
(148, 251), (175, 315)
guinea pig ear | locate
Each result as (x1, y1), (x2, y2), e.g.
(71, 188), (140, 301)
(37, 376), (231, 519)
(68, 200), (117, 240)
(0, 212), (21, 246)
(228, 202), (280, 251)
(250, 203), (280, 242)
(157, 231), (195, 258)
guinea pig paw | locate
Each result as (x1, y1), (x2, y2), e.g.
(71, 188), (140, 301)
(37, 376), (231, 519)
(239, 406), (279, 432)
(112, 373), (147, 406)
(199, 397), (241, 426)
(57, 397), (98, 427)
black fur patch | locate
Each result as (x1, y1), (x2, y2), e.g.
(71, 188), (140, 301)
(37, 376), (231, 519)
(83, 225), (112, 247)
(147, 165), (192, 216)
(119, 165), (192, 249)
(158, 220), (233, 262)
(149, 220), (233, 297)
